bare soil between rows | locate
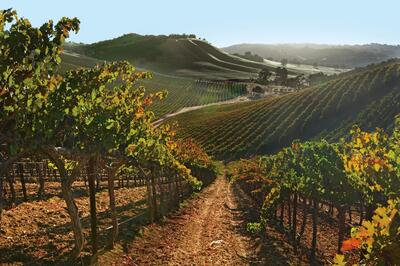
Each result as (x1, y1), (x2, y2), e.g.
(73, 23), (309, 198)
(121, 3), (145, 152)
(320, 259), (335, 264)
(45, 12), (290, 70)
(101, 175), (303, 266)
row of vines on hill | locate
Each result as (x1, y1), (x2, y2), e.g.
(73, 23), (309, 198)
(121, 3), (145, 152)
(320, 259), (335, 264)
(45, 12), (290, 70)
(175, 60), (400, 160)
(143, 77), (247, 117)
(228, 117), (400, 265)
(0, 9), (217, 263)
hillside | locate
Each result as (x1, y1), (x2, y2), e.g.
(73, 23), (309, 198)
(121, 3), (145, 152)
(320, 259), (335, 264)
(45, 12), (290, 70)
(57, 52), (248, 118)
(170, 59), (400, 160)
(65, 34), (264, 79)
(222, 43), (400, 69)
(65, 34), (337, 79)
(141, 75), (247, 117)
(59, 51), (101, 72)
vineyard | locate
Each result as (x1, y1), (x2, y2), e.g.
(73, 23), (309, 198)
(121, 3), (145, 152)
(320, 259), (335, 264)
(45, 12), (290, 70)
(141, 75), (248, 117)
(58, 51), (249, 119)
(0, 10), (218, 265)
(171, 59), (400, 159)
(1, 6), (400, 266)
(227, 120), (400, 265)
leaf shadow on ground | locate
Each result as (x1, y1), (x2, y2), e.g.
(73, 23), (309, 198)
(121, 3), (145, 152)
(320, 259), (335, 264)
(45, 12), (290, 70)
(0, 196), (149, 266)
(230, 182), (300, 266)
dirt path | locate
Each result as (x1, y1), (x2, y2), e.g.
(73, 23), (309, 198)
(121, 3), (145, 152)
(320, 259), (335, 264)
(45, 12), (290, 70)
(135, 175), (251, 265)
(101, 175), (252, 265)
(100, 174), (305, 266)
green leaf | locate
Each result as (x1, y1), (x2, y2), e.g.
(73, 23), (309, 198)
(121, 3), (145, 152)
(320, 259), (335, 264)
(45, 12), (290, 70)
(72, 106), (79, 117)
(85, 116), (94, 125)
(91, 90), (97, 101)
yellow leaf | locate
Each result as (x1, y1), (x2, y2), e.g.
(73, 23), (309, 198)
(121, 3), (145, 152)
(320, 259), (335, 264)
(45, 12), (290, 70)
(373, 163), (381, 172)
(333, 254), (346, 266)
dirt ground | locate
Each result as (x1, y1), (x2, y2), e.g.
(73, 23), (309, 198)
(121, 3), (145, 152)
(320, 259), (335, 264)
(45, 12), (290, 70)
(1, 175), (359, 265)
(0, 182), (147, 265)
(100, 175), (305, 266)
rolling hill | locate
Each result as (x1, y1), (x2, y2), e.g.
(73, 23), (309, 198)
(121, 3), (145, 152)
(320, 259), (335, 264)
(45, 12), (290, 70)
(58, 48), (249, 118)
(169, 59), (400, 160)
(223, 43), (400, 69)
(64, 34), (271, 79)
(64, 34), (344, 79)
(59, 51), (101, 72)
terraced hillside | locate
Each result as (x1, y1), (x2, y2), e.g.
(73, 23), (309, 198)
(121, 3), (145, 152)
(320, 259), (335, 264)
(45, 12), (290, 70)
(170, 59), (400, 160)
(142, 75), (247, 117)
(65, 34), (301, 79)
(59, 51), (100, 72)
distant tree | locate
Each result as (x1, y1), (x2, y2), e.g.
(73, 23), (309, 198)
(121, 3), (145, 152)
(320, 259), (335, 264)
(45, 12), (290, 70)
(258, 68), (272, 84)
(281, 58), (288, 67)
(245, 51), (252, 56)
(276, 67), (288, 85)
(287, 74), (309, 89)
(308, 72), (329, 86)
(252, 86), (264, 94)
(313, 62), (318, 68)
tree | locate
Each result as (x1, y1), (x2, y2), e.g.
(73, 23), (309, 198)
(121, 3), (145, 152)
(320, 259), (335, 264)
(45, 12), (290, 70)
(281, 58), (288, 67)
(275, 67), (288, 85)
(258, 68), (272, 84)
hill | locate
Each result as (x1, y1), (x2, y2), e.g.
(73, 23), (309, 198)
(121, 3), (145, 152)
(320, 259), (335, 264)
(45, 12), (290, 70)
(222, 43), (400, 69)
(59, 51), (101, 72)
(65, 34), (267, 79)
(169, 59), (400, 160)
(58, 51), (248, 118)
(64, 34), (344, 79)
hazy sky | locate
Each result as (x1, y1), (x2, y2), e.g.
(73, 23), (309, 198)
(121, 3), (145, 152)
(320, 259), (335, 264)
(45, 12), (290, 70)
(1, 0), (399, 47)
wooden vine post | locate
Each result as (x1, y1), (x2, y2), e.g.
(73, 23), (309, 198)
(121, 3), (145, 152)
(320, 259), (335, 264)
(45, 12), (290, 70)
(144, 169), (155, 223)
(0, 175), (3, 229)
(151, 165), (158, 219)
(311, 196), (318, 261)
(292, 192), (298, 249)
(87, 156), (98, 261)
(337, 204), (346, 253)
(6, 171), (15, 205)
(17, 164), (27, 201)
(37, 163), (45, 199)
(107, 162), (120, 248)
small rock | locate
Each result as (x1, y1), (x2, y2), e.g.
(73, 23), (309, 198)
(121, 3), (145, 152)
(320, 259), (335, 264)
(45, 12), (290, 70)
(209, 239), (225, 247)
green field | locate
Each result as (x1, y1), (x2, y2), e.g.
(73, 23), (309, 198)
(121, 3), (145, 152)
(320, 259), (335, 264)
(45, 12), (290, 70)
(169, 59), (400, 160)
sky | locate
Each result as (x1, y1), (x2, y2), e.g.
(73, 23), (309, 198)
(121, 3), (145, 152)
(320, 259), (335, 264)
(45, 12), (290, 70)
(1, 0), (399, 47)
